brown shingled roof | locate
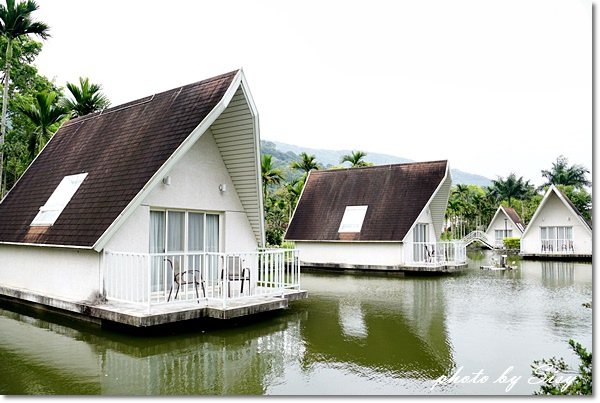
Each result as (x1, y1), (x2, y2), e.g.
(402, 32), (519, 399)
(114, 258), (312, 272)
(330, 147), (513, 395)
(284, 160), (448, 242)
(0, 70), (238, 247)
(501, 206), (525, 231)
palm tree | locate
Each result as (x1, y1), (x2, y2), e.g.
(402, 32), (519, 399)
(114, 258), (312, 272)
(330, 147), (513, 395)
(540, 155), (591, 190)
(0, 0), (49, 195)
(261, 154), (285, 201)
(490, 173), (534, 208)
(18, 91), (66, 159)
(291, 152), (319, 175)
(340, 150), (371, 168)
(62, 77), (111, 118)
(446, 198), (462, 239)
(284, 178), (304, 220)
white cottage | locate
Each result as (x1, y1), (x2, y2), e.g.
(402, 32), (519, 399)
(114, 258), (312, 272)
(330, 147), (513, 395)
(0, 70), (305, 326)
(284, 161), (466, 273)
(484, 205), (525, 248)
(520, 185), (592, 259)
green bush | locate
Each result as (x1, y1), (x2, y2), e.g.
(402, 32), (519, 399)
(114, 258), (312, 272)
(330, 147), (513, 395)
(503, 237), (520, 249)
(531, 303), (592, 395)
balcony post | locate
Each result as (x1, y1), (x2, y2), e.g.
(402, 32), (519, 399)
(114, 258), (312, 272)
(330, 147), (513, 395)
(147, 254), (152, 314)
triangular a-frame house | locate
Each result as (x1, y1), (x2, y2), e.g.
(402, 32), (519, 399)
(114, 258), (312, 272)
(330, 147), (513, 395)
(484, 205), (525, 248)
(520, 185), (592, 258)
(284, 160), (466, 272)
(0, 70), (305, 324)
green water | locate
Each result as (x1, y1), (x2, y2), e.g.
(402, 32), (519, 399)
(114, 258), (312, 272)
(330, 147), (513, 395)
(0, 251), (592, 395)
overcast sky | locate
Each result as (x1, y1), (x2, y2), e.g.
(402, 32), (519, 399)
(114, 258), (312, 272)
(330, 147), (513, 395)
(33, 0), (592, 187)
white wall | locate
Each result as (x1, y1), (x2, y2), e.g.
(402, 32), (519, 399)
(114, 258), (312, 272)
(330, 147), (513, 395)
(0, 244), (100, 301)
(408, 208), (436, 242)
(485, 212), (522, 241)
(107, 129), (258, 254)
(521, 192), (592, 254)
(296, 241), (402, 267)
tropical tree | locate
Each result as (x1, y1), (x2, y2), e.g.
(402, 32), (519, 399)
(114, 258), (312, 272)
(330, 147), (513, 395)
(283, 177), (304, 220)
(340, 150), (372, 168)
(541, 155), (591, 191)
(0, 0), (49, 196)
(0, 36), (58, 193)
(261, 154), (285, 201)
(446, 198), (463, 239)
(291, 152), (320, 176)
(17, 91), (66, 159)
(554, 185), (592, 221)
(62, 77), (110, 118)
(490, 173), (535, 208)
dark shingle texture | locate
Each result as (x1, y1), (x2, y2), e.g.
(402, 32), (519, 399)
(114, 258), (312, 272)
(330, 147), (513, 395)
(0, 70), (238, 247)
(285, 161), (448, 241)
(502, 206), (524, 229)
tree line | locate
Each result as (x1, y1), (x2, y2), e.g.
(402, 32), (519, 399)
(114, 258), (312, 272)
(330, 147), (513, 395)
(263, 148), (592, 246)
(0, 1), (591, 249)
(0, 0), (110, 197)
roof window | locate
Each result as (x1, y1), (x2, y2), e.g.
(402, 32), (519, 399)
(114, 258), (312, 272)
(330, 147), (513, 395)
(31, 173), (88, 226)
(338, 205), (368, 233)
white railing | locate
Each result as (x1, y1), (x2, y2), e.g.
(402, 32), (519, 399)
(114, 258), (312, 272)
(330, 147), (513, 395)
(461, 230), (494, 248)
(404, 241), (466, 266)
(540, 239), (575, 254)
(103, 249), (301, 312)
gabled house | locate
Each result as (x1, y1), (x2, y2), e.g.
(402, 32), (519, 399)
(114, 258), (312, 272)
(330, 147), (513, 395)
(284, 161), (466, 273)
(520, 185), (592, 259)
(484, 206), (526, 248)
(0, 69), (305, 327)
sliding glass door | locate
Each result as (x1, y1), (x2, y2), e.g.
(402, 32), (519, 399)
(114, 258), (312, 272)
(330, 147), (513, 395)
(150, 210), (220, 293)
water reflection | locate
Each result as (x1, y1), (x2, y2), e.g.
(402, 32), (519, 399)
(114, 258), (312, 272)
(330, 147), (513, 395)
(0, 303), (308, 395)
(0, 252), (592, 395)
(298, 273), (454, 382)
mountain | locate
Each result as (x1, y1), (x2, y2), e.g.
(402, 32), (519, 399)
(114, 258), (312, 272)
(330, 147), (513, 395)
(262, 140), (493, 187)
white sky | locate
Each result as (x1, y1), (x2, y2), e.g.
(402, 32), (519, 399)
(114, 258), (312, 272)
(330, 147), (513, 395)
(33, 0), (592, 187)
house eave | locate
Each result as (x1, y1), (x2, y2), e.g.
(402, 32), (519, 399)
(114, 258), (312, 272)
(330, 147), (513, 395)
(401, 161), (451, 243)
(0, 240), (94, 250)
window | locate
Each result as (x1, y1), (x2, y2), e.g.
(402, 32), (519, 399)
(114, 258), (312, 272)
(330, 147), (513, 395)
(150, 210), (220, 254)
(413, 223), (429, 262)
(338, 206), (368, 233)
(150, 210), (220, 292)
(494, 229), (513, 246)
(31, 173), (88, 226)
(540, 226), (573, 252)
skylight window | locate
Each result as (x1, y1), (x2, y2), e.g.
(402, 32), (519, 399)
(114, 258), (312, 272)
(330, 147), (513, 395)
(338, 205), (368, 233)
(31, 173), (88, 226)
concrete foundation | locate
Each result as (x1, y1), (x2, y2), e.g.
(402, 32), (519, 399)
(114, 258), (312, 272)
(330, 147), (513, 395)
(0, 284), (308, 329)
(300, 262), (467, 274)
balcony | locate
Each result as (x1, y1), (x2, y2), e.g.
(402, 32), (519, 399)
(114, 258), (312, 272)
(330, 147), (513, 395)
(103, 249), (304, 316)
(403, 241), (467, 272)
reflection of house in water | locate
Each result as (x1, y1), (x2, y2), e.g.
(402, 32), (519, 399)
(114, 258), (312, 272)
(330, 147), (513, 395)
(540, 261), (575, 286)
(299, 274), (454, 379)
(338, 299), (368, 339)
(0, 305), (307, 395)
(519, 260), (592, 288)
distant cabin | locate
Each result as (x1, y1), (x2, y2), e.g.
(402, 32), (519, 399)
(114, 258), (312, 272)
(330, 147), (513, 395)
(520, 184), (592, 260)
(284, 161), (467, 273)
(484, 206), (526, 248)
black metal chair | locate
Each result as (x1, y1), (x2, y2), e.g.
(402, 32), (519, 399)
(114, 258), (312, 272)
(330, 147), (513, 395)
(221, 256), (250, 297)
(166, 258), (205, 303)
(424, 244), (436, 263)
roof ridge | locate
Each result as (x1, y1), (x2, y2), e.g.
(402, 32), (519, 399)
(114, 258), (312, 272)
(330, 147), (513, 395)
(62, 70), (240, 128)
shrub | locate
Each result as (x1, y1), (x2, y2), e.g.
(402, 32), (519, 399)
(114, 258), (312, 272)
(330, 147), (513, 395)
(503, 237), (520, 249)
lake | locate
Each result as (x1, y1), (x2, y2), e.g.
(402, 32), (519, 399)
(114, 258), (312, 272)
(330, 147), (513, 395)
(0, 250), (592, 395)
